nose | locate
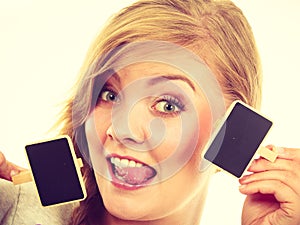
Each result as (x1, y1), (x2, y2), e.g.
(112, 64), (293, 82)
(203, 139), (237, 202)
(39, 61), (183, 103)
(106, 101), (149, 146)
(106, 123), (145, 145)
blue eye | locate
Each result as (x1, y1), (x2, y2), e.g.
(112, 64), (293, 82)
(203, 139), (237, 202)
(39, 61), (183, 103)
(155, 101), (180, 113)
(99, 89), (119, 103)
(152, 95), (185, 116)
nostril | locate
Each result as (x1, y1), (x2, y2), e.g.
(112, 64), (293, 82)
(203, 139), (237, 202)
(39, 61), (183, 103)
(106, 123), (144, 144)
(106, 126), (114, 139)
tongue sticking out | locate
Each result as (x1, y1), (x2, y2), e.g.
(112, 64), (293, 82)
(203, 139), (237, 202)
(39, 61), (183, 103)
(114, 166), (156, 185)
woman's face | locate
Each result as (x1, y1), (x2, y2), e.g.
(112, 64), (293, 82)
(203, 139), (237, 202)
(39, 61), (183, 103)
(85, 62), (215, 221)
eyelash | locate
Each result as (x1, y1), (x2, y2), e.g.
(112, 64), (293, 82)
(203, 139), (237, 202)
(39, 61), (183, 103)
(151, 95), (186, 117)
(97, 86), (119, 105)
(97, 87), (186, 117)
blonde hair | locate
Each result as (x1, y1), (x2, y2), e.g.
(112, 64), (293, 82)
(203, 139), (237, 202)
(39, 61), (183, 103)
(58, 0), (262, 224)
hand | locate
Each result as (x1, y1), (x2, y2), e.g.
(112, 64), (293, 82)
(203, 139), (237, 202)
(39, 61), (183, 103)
(0, 151), (25, 181)
(239, 147), (300, 225)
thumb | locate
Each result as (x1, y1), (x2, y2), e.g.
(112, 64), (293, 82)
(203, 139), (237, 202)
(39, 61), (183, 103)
(0, 151), (25, 181)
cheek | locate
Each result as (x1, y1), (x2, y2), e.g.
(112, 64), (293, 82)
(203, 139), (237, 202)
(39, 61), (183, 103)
(84, 107), (113, 179)
(197, 104), (213, 149)
(150, 107), (211, 165)
(152, 118), (184, 161)
(93, 107), (112, 142)
(195, 95), (213, 155)
(179, 96), (213, 166)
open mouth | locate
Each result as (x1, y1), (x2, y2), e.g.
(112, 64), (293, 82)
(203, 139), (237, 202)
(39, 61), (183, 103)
(106, 154), (157, 189)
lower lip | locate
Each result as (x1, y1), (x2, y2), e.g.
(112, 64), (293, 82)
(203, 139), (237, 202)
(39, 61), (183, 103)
(106, 159), (155, 191)
(111, 180), (145, 191)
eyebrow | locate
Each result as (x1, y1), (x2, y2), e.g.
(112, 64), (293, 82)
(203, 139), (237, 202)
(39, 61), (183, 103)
(110, 71), (121, 84)
(147, 74), (196, 92)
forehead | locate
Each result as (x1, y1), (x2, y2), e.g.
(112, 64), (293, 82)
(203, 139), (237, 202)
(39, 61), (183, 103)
(118, 62), (187, 76)
(113, 62), (197, 90)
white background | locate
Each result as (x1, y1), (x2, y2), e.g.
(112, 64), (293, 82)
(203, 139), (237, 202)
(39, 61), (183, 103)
(0, 1), (299, 224)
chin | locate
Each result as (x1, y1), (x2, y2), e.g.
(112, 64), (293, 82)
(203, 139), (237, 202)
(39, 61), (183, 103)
(103, 196), (155, 221)
(96, 175), (160, 221)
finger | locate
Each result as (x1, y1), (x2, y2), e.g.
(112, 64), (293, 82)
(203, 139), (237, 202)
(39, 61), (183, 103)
(9, 162), (26, 172)
(0, 151), (11, 180)
(240, 170), (300, 196)
(248, 157), (300, 173)
(276, 147), (300, 161)
(0, 151), (24, 181)
(239, 179), (300, 223)
(239, 179), (300, 208)
(264, 145), (299, 161)
(264, 145), (300, 161)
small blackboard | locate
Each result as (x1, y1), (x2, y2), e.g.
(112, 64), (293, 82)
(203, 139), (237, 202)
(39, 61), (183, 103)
(204, 101), (273, 178)
(25, 136), (86, 206)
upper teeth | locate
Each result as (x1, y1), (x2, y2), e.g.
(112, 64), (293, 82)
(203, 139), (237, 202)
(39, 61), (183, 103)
(110, 157), (143, 168)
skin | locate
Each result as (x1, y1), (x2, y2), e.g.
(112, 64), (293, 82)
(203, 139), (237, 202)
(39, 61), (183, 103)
(0, 63), (299, 225)
(87, 62), (215, 225)
(239, 146), (300, 225)
(0, 151), (25, 181)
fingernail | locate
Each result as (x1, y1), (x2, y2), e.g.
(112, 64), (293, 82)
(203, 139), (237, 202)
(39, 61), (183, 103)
(240, 175), (249, 180)
(249, 159), (256, 167)
(239, 179), (247, 184)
